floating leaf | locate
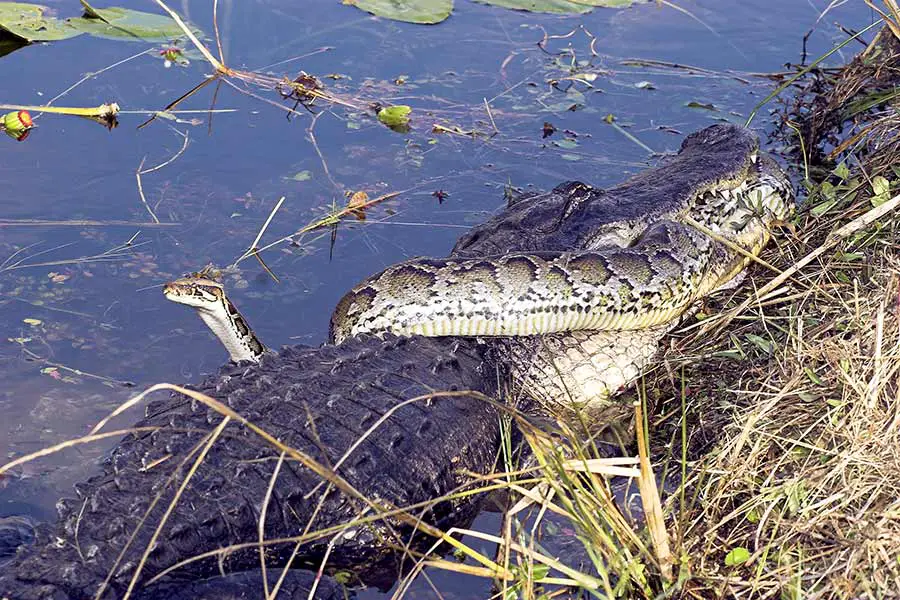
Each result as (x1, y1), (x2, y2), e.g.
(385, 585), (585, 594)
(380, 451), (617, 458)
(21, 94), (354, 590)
(344, 0), (452, 24)
(0, 2), (82, 41)
(290, 170), (312, 182)
(343, 0), (641, 21)
(568, 0), (642, 5)
(724, 547), (750, 566)
(377, 104), (411, 131)
(0, 2), (200, 44)
(475, 0), (592, 14)
(478, 0), (642, 14)
(686, 101), (717, 111)
(346, 190), (369, 220)
(22, 318), (41, 326)
(68, 3), (201, 42)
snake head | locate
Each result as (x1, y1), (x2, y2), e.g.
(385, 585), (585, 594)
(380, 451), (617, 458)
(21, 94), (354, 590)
(163, 277), (227, 312)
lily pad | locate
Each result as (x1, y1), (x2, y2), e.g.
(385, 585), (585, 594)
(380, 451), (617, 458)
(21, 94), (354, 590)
(344, 0), (452, 24)
(0, 3), (81, 41)
(68, 3), (199, 42)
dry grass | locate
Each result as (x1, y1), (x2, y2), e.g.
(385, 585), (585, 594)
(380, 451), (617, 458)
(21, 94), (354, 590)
(612, 25), (900, 599)
(666, 220), (900, 598)
(480, 23), (900, 600)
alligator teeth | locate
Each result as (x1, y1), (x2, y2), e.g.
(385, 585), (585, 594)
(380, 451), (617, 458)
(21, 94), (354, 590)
(750, 152), (758, 164)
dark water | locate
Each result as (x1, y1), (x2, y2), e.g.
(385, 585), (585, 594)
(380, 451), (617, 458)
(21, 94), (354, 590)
(0, 0), (874, 596)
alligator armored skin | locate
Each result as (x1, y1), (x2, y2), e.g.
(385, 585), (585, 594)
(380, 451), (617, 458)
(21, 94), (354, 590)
(0, 125), (776, 600)
(2, 336), (501, 599)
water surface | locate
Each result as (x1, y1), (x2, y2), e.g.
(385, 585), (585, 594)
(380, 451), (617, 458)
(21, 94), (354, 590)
(0, 0), (875, 596)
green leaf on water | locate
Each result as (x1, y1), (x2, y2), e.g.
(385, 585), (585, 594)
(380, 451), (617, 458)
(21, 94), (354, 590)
(724, 546), (750, 566)
(0, 2), (82, 41)
(343, 0), (453, 24)
(377, 104), (412, 129)
(475, 0), (591, 14)
(291, 170), (312, 181)
(68, 3), (201, 42)
(686, 101), (718, 111)
(0, 1), (200, 43)
(569, 0), (643, 5)
(476, 0), (641, 14)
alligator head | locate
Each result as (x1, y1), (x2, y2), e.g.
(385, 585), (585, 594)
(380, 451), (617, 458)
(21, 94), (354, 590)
(453, 123), (794, 258)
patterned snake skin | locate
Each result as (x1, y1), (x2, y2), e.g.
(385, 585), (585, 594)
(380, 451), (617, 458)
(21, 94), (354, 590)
(331, 125), (794, 410)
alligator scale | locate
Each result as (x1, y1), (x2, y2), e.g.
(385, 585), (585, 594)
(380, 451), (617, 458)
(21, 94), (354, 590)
(0, 125), (793, 600)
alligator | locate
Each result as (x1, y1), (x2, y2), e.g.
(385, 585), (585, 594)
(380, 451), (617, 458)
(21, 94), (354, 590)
(0, 124), (791, 600)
